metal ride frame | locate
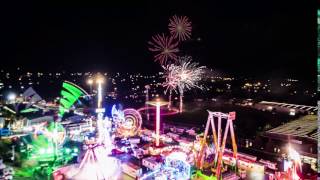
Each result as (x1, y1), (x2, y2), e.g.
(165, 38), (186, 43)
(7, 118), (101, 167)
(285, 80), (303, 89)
(196, 111), (237, 180)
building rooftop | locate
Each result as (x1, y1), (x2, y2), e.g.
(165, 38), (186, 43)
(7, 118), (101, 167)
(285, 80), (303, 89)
(266, 115), (317, 141)
(259, 101), (317, 112)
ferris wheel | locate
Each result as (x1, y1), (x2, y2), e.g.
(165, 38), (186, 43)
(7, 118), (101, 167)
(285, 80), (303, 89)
(112, 105), (142, 137)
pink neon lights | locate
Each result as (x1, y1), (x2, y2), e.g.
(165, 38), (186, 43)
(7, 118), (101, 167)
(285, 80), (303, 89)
(156, 102), (160, 146)
(75, 144), (120, 179)
(114, 108), (142, 137)
(137, 106), (179, 116)
(146, 100), (169, 147)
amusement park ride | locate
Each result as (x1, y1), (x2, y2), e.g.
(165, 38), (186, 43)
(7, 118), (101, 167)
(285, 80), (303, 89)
(4, 74), (315, 180)
(196, 111), (237, 180)
(146, 99), (169, 146)
(111, 105), (142, 137)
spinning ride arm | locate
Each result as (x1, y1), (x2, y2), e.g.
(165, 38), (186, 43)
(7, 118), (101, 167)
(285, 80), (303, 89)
(196, 111), (238, 180)
(197, 112), (219, 169)
(229, 120), (237, 159)
(196, 115), (211, 169)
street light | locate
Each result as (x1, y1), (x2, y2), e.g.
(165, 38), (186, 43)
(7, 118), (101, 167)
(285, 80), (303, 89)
(87, 74), (105, 135)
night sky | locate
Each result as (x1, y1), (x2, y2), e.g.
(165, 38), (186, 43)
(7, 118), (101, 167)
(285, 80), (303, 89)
(1, 1), (317, 80)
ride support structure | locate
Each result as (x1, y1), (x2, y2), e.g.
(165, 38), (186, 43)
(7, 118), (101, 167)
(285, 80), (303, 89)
(196, 111), (237, 180)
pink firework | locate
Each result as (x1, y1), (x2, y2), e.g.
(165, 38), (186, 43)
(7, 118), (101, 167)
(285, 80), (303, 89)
(148, 33), (179, 65)
(168, 15), (192, 41)
(162, 64), (180, 94)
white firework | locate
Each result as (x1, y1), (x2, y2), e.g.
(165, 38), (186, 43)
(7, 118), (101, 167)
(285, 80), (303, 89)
(176, 56), (206, 93)
(162, 64), (180, 94)
(162, 56), (205, 112)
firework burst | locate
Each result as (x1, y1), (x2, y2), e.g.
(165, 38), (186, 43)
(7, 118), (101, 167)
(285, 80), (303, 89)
(162, 64), (180, 94)
(176, 56), (205, 92)
(162, 56), (205, 112)
(168, 15), (192, 41)
(176, 56), (205, 113)
(162, 64), (180, 109)
(148, 33), (179, 65)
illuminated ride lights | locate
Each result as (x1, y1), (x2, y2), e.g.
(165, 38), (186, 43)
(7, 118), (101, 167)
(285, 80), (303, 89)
(28, 121), (68, 162)
(111, 105), (142, 137)
(164, 151), (191, 179)
(139, 168), (161, 180)
(147, 143), (194, 161)
(139, 152), (191, 180)
(146, 99), (168, 147)
(160, 145), (192, 155)
(92, 74), (111, 147)
(55, 74), (120, 179)
(31, 146), (78, 160)
(33, 121), (66, 147)
(195, 111), (237, 180)
(137, 106), (179, 116)
(191, 170), (218, 180)
(59, 81), (88, 117)
(281, 146), (302, 180)
(54, 144), (121, 180)
(26, 123), (78, 175)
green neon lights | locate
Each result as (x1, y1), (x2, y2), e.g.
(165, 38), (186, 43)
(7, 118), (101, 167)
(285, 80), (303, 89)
(191, 170), (218, 180)
(20, 108), (39, 113)
(15, 121), (78, 179)
(58, 82), (84, 116)
(30, 122), (66, 158)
